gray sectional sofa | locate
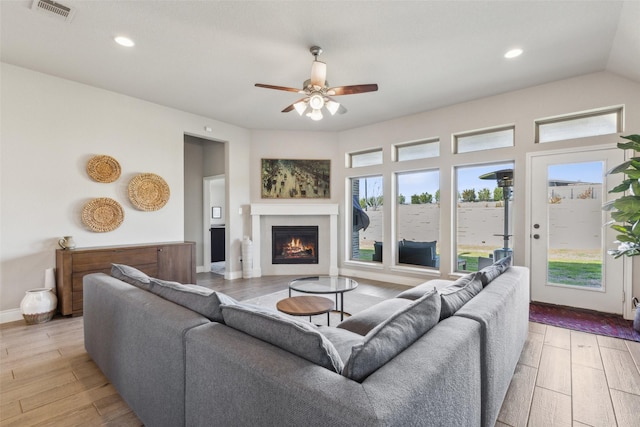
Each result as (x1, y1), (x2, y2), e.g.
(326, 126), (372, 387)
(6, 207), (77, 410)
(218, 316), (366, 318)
(83, 261), (529, 427)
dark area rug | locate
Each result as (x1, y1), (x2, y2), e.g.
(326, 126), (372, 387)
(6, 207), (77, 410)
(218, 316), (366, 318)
(530, 302), (640, 342)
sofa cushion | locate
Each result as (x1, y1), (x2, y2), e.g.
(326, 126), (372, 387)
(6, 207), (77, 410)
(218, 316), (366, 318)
(395, 279), (454, 300)
(439, 272), (483, 320)
(149, 278), (236, 322)
(342, 290), (441, 383)
(111, 263), (151, 291)
(478, 256), (512, 287)
(336, 298), (413, 336)
(317, 326), (364, 363)
(221, 303), (344, 373)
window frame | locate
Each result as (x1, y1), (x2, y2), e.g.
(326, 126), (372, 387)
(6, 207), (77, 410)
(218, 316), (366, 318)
(453, 125), (515, 154)
(535, 106), (623, 144)
(394, 168), (441, 270)
(348, 148), (384, 168)
(393, 138), (440, 162)
(347, 174), (384, 265)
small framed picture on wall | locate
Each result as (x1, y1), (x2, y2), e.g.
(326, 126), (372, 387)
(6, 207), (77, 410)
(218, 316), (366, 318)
(211, 206), (222, 219)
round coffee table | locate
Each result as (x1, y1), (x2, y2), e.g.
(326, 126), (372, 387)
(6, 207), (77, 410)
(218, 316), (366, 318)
(276, 295), (334, 325)
(289, 276), (358, 321)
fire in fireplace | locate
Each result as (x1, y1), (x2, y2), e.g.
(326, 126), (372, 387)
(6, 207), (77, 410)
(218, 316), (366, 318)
(272, 226), (319, 264)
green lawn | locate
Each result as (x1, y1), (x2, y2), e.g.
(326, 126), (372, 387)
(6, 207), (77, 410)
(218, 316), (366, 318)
(357, 250), (601, 288)
(547, 261), (601, 287)
(354, 249), (374, 261)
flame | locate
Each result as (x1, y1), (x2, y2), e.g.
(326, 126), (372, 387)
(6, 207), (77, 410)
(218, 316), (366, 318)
(283, 237), (315, 257)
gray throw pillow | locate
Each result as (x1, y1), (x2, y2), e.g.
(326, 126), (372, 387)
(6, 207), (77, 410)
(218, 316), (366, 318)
(478, 255), (512, 287)
(395, 279), (454, 300)
(337, 298), (413, 336)
(439, 272), (483, 320)
(149, 278), (236, 322)
(111, 263), (151, 291)
(317, 326), (364, 363)
(342, 290), (441, 383)
(221, 303), (344, 373)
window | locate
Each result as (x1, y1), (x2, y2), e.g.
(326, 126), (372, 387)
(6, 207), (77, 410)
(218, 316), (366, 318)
(546, 161), (603, 288)
(350, 176), (383, 262)
(395, 139), (439, 161)
(455, 126), (514, 154)
(455, 162), (514, 272)
(536, 108), (622, 143)
(350, 149), (383, 168)
(396, 170), (440, 268)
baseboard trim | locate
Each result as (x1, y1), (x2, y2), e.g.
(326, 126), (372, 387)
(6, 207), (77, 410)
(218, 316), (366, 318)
(225, 270), (243, 280)
(0, 308), (24, 324)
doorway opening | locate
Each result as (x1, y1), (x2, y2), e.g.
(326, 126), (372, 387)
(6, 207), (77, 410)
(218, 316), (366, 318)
(205, 175), (226, 275)
(183, 134), (226, 276)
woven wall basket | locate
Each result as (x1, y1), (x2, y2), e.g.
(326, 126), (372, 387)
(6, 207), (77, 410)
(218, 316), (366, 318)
(86, 155), (121, 183)
(81, 198), (124, 232)
(128, 173), (170, 211)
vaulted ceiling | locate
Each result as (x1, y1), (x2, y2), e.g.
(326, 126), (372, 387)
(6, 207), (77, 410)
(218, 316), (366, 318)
(2, 1), (638, 132)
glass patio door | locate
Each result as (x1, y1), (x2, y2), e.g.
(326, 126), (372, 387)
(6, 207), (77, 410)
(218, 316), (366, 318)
(529, 147), (624, 314)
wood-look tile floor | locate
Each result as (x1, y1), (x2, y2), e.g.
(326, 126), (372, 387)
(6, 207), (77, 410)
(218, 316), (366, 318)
(1, 274), (639, 426)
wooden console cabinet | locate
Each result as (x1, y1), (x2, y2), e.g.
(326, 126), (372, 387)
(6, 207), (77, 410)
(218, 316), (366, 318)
(55, 242), (196, 316)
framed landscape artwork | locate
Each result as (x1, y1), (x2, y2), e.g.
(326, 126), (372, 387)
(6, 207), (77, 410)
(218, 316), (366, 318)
(261, 159), (330, 199)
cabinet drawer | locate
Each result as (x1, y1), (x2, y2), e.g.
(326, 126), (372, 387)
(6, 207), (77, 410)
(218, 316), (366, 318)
(72, 292), (83, 312)
(72, 248), (158, 272)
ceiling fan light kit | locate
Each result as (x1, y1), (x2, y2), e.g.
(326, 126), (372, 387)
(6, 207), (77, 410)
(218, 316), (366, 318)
(255, 45), (378, 121)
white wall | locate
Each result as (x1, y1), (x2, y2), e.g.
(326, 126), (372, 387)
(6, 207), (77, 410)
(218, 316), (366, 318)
(0, 63), (250, 318)
(2, 63), (639, 319)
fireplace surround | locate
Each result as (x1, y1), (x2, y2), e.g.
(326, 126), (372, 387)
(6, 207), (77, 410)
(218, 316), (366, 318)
(250, 204), (339, 277)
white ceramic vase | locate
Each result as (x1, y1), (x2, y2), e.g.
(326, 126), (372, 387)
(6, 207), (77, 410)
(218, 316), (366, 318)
(20, 288), (57, 325)
(242, 236), (253, 279)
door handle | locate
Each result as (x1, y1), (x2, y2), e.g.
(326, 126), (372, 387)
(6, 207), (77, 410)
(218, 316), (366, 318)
(533, 234), (540, 239)
(533, 224), (540, 229)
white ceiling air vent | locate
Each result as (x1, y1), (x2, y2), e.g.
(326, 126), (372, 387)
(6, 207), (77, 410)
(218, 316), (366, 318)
(31, 0), (76, 22)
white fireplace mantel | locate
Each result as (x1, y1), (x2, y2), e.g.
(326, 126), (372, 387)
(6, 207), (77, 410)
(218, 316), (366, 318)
(250, 203), (339, 277)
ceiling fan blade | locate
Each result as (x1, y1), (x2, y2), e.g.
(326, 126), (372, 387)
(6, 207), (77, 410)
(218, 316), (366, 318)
(281, 97), (309, 113)
(327, 84), (378, 96)
(255, 83), (304, 93)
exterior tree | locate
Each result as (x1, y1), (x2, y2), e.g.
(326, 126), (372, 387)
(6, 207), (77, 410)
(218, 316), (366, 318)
(367, 195), (383, 210)
(411, 192), (433, 204)
(478, 188), (491, 201)
(493, 187), (503, 201)
(398, 194), (406, 204)
(461, 189), (476, 202)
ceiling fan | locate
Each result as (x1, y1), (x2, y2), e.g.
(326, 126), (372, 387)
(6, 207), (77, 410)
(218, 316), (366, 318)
(255, 46), (378, 121)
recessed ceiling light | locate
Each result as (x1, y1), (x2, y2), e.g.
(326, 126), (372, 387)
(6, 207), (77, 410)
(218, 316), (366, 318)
(504, 48), (523, 59)
(114, 36), (135, 47)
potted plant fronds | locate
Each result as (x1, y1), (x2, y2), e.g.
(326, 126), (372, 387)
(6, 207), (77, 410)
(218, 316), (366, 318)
(603, 134), (640, 258)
